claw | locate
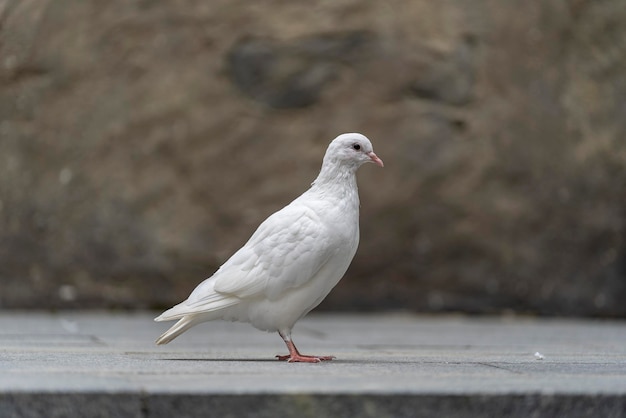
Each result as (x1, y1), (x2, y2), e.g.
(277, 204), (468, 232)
(277, 331), (336, 363)
(276, 353), (334, 363)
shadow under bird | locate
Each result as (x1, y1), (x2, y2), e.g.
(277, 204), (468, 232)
(155, 133), (384, 362)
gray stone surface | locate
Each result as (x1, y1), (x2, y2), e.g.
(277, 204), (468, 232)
(0, 312), (625, 417)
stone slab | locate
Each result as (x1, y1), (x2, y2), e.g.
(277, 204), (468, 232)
(0, 312), (625, 417)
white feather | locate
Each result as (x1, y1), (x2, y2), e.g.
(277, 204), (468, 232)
(154, 133), (382, 350)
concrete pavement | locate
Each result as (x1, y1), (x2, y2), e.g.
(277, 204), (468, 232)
(1, 312), (625, 417)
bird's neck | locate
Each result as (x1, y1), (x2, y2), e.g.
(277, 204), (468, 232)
(310, 163), (360, 206)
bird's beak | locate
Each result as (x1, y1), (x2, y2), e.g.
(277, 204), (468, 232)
(367, 152), (384, 167)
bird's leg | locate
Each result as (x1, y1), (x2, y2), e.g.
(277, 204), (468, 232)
(275, 331), (335, 363)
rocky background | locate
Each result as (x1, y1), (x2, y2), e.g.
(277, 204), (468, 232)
(1, 0), (625, 316)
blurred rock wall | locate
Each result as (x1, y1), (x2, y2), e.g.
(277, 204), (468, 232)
(1, 0), (625, 315)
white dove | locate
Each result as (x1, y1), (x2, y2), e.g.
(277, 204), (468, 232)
(155, 133), (383, 362)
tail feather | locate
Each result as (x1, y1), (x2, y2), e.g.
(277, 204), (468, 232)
(155, 316), (199, 345)
(154, 296), (239, 322)
(154, 282), (241, 345)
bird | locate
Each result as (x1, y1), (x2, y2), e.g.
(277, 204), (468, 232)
(154, 132), (384, 362)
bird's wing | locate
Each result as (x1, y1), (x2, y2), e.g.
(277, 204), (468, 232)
(212, 203), (337, 300)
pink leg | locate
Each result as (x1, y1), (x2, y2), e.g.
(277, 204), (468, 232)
(275, 331), (335, 363)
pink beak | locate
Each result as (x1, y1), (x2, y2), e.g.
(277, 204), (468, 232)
(367, 152), (384, 167)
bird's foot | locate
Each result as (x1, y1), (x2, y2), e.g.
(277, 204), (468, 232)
(275, 353), (336, 363)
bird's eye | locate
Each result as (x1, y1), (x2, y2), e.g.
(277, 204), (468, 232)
(352, 143), (361, 151)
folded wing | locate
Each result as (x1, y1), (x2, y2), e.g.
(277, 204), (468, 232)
(214, 204), (335, 300)
(156, 203), (335, 321)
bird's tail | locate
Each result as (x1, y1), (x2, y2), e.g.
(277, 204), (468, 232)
(155, 316), (198, 345)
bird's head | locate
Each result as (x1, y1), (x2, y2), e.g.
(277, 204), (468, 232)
(324, 133), (384, 170)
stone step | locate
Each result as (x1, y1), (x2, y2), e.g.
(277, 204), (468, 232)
(1, 312), (625, 417)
